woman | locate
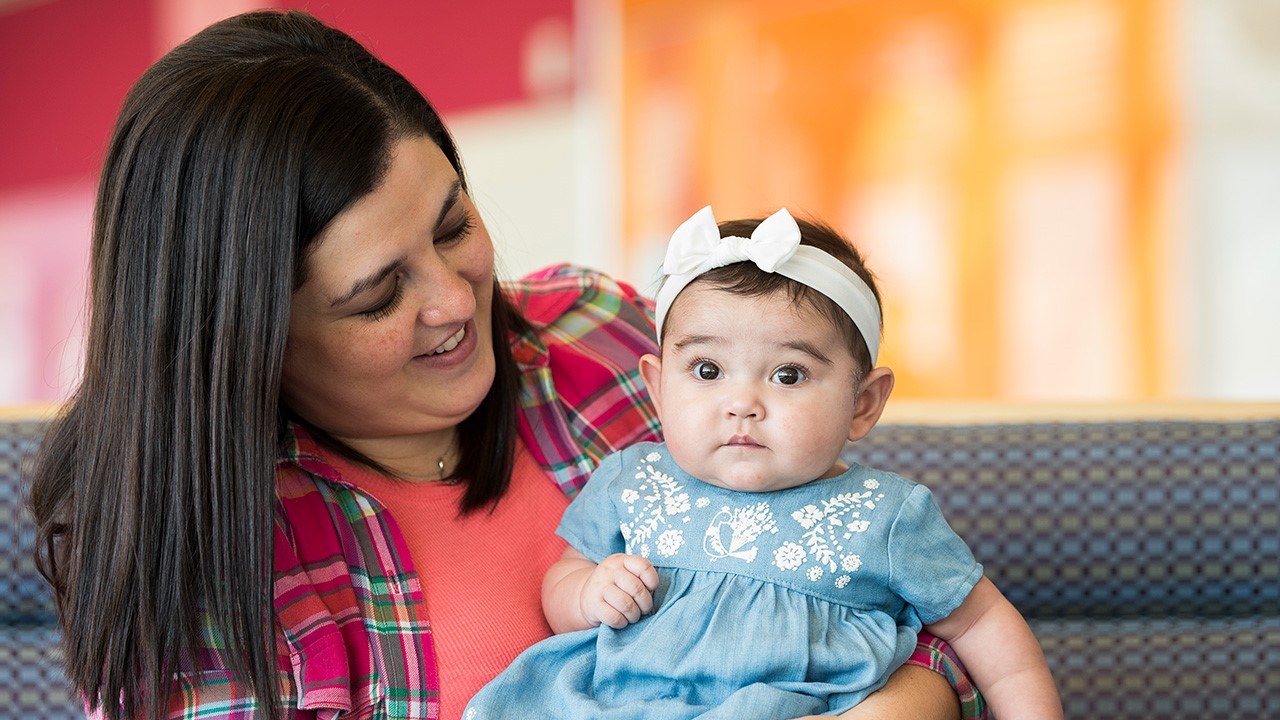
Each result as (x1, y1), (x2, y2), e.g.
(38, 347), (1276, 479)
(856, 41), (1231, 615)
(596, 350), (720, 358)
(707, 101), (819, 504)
(29, 10), (985, 720)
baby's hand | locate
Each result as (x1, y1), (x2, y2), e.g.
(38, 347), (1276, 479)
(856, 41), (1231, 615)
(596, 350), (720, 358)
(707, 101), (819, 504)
(579, 553), (659, 629)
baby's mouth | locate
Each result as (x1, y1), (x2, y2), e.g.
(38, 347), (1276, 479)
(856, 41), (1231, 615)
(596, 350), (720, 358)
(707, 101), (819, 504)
(726, 435), (762, 447)
(429, 326), (466, 355)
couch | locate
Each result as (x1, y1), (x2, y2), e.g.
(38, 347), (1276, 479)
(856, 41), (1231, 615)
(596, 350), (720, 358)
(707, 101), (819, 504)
(3, 403), (1278, 719)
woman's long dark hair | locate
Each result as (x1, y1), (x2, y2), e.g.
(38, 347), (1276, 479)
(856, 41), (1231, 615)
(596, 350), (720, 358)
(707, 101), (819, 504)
(28, 10), (524, 719)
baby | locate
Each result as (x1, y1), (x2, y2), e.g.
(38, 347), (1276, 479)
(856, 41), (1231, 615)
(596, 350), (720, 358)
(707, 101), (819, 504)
(465, 206), (1062, 719)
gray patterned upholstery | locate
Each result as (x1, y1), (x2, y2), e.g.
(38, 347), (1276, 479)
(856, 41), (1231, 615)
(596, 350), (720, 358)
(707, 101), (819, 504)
(0, 417), (78, 719)
(845, 418), (1280, 719)
(2, 413), (1277, 718)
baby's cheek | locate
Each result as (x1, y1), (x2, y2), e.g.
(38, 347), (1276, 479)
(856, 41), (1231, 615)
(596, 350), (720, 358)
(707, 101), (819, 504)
(662, 432), (702, 474)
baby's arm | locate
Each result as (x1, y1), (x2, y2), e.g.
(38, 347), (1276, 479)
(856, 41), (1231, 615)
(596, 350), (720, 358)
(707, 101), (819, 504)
(925, 577), (1063, 720)
(542, 546), (660, 634)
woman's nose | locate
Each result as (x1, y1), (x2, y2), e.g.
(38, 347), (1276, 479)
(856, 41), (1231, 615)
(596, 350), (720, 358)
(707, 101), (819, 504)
(416, 257), (476, 326)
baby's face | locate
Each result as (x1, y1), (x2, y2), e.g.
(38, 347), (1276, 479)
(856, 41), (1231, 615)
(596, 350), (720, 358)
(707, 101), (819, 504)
(642, 284), (862, 493)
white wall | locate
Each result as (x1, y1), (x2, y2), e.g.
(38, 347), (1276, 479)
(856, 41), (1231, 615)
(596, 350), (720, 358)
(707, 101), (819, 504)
(1180, 0), (1280, 399)
(449, 0), (630, 287)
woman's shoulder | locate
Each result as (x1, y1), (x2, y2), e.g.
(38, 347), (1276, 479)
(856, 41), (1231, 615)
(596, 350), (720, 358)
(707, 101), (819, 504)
(503, 263), (655, 329)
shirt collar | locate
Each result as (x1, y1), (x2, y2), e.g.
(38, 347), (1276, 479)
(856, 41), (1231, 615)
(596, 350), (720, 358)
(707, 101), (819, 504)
(278, 420), (354, 489)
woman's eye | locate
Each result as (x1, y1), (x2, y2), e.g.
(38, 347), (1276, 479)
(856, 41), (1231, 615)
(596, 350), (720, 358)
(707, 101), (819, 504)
(692, 361), (722, 381)
(436, 211), (476, 245)
(361, 280), (404, 320)
(771, 366), (806, 385)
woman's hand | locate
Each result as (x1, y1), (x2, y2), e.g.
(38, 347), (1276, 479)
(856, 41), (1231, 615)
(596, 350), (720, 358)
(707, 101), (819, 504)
(578, 553), (660, 629)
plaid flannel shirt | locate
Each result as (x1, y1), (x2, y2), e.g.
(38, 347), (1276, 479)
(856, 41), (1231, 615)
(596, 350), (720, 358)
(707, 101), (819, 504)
(158, 265), (986, 719)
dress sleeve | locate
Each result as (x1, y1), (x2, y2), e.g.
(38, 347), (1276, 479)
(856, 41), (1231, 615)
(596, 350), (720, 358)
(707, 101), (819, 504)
(555, 450), (628, 561)
(885, 484), (985, 624)
(889, 483), (990, 719)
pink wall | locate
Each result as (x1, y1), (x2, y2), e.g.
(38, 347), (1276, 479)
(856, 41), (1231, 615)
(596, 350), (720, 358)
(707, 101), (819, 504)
(0, 0), (154, 192)
(0, 0), (573, 405)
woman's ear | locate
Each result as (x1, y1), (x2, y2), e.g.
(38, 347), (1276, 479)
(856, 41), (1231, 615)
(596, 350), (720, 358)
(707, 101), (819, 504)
(638, 353), (665, 421)
(848, 366), (894, 442)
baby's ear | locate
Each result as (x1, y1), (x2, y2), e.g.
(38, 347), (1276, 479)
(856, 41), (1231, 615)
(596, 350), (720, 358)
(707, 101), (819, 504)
(848, 367), (894, 442)
(639, 353), (665, 420)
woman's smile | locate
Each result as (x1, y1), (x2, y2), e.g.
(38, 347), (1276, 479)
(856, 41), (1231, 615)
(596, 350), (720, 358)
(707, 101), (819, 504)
(425, 325), (466, 356)
(412, 319), (480, 369)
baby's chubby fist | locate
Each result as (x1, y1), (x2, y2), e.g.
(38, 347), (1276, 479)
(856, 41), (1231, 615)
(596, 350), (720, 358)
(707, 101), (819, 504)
(579, 553), (660, 629)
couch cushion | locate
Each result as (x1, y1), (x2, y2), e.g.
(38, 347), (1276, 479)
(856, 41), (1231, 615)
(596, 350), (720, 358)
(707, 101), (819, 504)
(846, 419), (1280, 619)
(0, 418), (57, 626)
(0, 625), (80, 720)
(1034, 615), (1280, 720)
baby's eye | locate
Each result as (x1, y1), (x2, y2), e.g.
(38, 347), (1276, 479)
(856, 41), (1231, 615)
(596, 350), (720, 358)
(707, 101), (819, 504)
(692, 361), (723, 381)
(771, 365), (807, 385)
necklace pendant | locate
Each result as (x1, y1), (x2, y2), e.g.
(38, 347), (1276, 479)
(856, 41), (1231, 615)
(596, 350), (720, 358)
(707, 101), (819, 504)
(436, 455), (462, 485)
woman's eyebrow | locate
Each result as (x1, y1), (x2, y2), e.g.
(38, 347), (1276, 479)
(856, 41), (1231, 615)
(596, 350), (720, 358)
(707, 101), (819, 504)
(327, 180), (464, 309)
(434, 180), (463, 229)
(330, 257), (404, 308)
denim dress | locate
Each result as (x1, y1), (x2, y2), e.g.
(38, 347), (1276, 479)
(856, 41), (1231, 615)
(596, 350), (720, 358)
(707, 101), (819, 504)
(464, 442), (983, 720)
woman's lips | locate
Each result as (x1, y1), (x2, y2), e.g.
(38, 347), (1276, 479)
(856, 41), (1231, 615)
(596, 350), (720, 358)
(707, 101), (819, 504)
(429, 326), (466, 355)
(412, 321), (476, 368)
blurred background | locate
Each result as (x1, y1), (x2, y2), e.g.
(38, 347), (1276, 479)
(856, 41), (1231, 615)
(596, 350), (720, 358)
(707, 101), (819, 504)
(1, 0), (1277, 407)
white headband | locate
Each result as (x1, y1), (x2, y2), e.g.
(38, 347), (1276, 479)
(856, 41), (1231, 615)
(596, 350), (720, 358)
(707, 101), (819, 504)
(654, 206), (882, 365)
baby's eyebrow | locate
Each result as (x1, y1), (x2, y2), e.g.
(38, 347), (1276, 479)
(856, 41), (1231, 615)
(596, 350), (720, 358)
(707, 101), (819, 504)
(669, 334), (723, 352)
(778, 339), (835, 365)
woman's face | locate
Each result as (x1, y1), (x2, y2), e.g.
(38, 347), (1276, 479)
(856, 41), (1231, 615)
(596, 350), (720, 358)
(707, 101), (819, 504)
(281, 135), (496, 457)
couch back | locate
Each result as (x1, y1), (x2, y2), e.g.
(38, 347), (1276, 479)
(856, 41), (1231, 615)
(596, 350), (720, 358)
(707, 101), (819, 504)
(0, 411), (73, 718)
(848, 416), (1280, 620)
(844, 407), (1280, 719)
(3, 405), (1279, 719)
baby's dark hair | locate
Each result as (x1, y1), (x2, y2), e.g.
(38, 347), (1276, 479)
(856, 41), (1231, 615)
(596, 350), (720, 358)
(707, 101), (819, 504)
(679, 213), (882, 374)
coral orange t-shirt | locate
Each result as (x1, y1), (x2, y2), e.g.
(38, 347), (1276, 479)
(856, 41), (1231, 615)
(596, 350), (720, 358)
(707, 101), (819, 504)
(323, 441), (570, 720)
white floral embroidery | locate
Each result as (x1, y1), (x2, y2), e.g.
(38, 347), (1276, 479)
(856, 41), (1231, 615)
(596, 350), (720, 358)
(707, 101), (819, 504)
(704, 502), (777, 562)
(864, 478), (879, 490)
(665, 492), (691, 516)
(696, 497), (710, 508)
(619, 451), (693, 557)
(835, 575), (851, 588)
(792, 504), (824, 529)
(787, 489), (883, 586)
(846, 520), (871, 533)
(656, 529), (684, 557)
(774, 542), (807, 571)
(465, 709), (477, 720)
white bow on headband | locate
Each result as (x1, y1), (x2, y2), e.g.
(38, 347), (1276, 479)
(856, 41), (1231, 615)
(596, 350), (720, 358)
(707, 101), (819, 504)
(662, 205), (800, 276)
(654, 205), (883, 365)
